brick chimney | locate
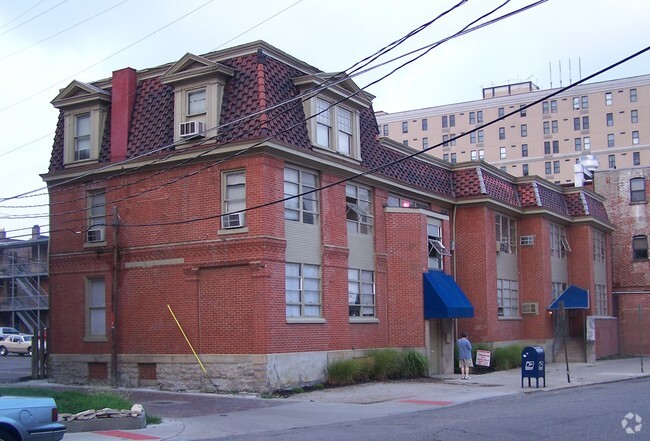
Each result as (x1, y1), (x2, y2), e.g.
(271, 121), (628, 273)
(110, 68), (138, 162)
(32, 225), (40, 239)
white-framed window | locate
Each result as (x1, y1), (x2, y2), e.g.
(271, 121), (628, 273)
(522, 164), (529, 176)
(500, 146), (506, 159)
(584, 136), (591, 150)
(495, 213), (517, 254)
(222, 170), (246, 228)
(402, 121), (408, 133)
(607, 133), (615, 147)
(498, 107), (505, 118)
(469, 132), (476, 144)
(542, 101), (549, 114)
(346, 183), (373, 235)
(581, 95), (589, 109)
(605, 92), (612, 106)
(422, 137), (429, 149)
(521, 124), (527, 137)
(543, 121), (550, 135)
(520, 104), (527, 117)
(284, 166), (318, 225)
(87, 278), (106, 339)
(593, 229), (606, 263)
(545, 161), (552, 175)
(573, 97), (580, 110)
(633, 152), (641, 166)
(75, 113), (91, 161)
(477, 130), (484, 143)
(595, 284), (608, 316)
(606, 113), (614, 126)
(551, 281), (567, 300)
(312, 97), (359, 158)
(477, 111), (483, 123)
(522, 144), (529, 157)
(450, 153), (457, 164)
(631, 110), (638, 124)
(550, 100), (557, 113)
(499, 127), (506, 140)
(552, 120), (558, 133)
(87, 191), (106, 243)
(348, 269), (375, 317)
(285, 262), (321, 318)
(497, 278), (519, 318)
(553, 160), (560, 174)
(632, 131), (640, 145)
(550, 222), (570, 258)
(427, 223), (450, 269)
(187, 88), (206, 115)
(470, 150), (477, 161)
(630, 88), (638, 102)
(478, 149), (485, 160)
(421, 118), (428, 131)
(469, 112), (476, 124)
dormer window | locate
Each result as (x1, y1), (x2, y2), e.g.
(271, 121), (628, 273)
(294, 73), (373, 161)
(51, 80), (111, 166)
(161, 53), (234, 144)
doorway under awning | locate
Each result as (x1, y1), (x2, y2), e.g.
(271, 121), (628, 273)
(423, 271), (474, 319)
(548, 284), (590, 310)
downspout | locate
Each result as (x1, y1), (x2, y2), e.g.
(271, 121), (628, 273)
(452, 205), (459, 342)
(111, 207), (120, 388)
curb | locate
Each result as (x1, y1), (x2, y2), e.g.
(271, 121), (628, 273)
(62, 412), (146, 433)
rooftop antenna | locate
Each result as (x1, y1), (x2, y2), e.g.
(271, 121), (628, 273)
(579, 57), (582, 81)
(569, 59), (572, 84)
(559, 60), (563, 87)
(549, 62), (553, 88)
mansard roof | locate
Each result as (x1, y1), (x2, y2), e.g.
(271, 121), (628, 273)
(47, 41), (610, 226)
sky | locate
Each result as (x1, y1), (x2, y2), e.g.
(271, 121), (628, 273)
(0, 0), (648, 239)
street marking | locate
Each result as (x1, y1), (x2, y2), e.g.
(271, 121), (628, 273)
(95, 430), (160, 440)
(398, 399), (454, 406)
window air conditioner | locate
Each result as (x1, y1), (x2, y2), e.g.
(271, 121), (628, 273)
(521, 302), (539, 315)
(221, 212), (245, 229)
(86, 226), (105, 243)
(179, 121), (205, 138)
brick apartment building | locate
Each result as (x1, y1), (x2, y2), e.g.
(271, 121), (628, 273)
(376, 75), (649, 184)
(43, 41), (616, 392)
(593, 167), (650, 356)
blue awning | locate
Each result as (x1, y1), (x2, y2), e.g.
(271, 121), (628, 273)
(423, 271), (474, 318)
(548, 285), (590, 310)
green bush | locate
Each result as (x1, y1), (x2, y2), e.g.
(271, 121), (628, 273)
(326, 349), (427, 386)
(326, 358), (363, 385)
(398, 351), (427, 378)
(493, 345), (525, 370)
(367, 349), (401, 380)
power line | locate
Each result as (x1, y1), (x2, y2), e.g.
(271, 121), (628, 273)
(1, 0), (475, 216)
(0, 0), (68, 37)
(118, 44), (650, 230)
(0, 0), (129, 63)
(0, 0), (46, 30)
(1, 1), (545, 234)
(0, 0), (216, 114)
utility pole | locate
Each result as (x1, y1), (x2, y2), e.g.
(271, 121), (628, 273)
(111, 207), (120, 388)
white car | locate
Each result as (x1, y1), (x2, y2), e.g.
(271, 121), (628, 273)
(0, 334), (33, 356)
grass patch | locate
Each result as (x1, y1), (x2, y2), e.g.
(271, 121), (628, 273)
(325, 349), (427, 386)
(0, 387), (161, 425)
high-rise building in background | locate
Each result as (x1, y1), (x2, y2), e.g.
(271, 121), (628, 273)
(376, 75), (649, 184)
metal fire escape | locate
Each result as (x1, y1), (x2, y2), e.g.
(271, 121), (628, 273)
(0, 233), (49, 333)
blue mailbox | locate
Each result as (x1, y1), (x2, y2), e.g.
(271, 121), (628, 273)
(521, 346), (545, 388)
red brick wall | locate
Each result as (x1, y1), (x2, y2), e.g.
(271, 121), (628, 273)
(455, 206), (496, 343)
(594, 318), (618, 358)
(519, 217), (554, 339)
(617, 294), (650, 355)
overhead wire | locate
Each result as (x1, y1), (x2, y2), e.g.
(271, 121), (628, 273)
(118, 43), (650, 229)
(0, 0), (46, 30)
(2, 1), (558, 236)
(1, 0), (472, 207)
(0, 0), (130, 63)
(0, 0), (68, 37)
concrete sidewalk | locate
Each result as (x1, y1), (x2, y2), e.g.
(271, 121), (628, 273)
(60, 357), (648, 440)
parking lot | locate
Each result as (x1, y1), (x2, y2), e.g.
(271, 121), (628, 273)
(0, 353), (32, 383)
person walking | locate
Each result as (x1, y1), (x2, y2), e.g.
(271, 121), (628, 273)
(457, 331), (473, 380)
